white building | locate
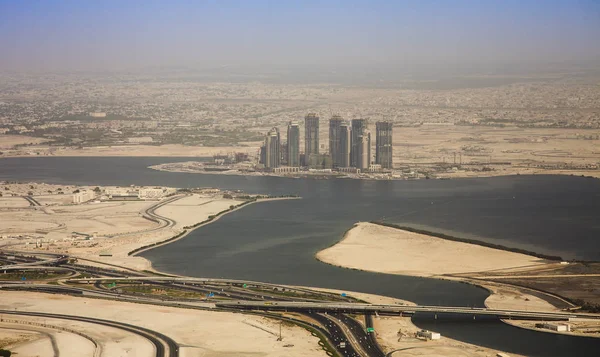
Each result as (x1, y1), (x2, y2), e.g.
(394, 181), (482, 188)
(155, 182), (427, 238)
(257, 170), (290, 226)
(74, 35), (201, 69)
(416, 330), (441, 340)
(539, 323), (571, 332)
(272, 166), (300, 174)
(89, 112), (107, 118)
(72, 190), (96, 204)
(368, 164), (383, 172)
(127, 137), (154, 143)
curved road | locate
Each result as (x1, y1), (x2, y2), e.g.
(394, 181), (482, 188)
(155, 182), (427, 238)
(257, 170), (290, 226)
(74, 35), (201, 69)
(0, 309), (178, 357)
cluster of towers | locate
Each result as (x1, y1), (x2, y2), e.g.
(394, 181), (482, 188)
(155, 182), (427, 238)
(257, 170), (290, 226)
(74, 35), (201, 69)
(261, 113), (393, 171)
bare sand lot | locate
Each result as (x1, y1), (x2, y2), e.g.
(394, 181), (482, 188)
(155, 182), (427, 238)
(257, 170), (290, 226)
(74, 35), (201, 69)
(2, 143), (260, 157)
(0, 135), (49, 149)
(395, 126), (600, 166)
(317, 222), (548, 277)
(0, 291), (327, 357)
(154, 194), (242, 230)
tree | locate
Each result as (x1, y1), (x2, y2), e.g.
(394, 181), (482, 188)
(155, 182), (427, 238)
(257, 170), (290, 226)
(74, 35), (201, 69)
(93, 187), (101, 193)
(223, 193), (233, 199)
(72, 189), (80, 194)
(0, 349), (11, 357)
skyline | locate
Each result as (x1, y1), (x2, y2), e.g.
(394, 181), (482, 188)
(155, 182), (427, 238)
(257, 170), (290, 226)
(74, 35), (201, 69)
(0, 0), (599, 72)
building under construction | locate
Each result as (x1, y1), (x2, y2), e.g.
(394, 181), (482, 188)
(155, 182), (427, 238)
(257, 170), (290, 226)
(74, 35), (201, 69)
(376, 121), (393, 169)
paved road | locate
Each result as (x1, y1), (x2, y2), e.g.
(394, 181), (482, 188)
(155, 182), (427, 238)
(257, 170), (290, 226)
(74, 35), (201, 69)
(0, 256), (67, 271)
(0, 309), (179, 357)
(481, 274), (600, 279)
(23, 196), (41, 206)
(216, 301), (600, 321)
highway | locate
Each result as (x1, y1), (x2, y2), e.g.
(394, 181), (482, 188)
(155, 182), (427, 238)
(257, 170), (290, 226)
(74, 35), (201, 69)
(5, 253), (599, 357)
(215, 301), (600, 321)
(1, 255), (373, 356)
(105, 194), (184, 239)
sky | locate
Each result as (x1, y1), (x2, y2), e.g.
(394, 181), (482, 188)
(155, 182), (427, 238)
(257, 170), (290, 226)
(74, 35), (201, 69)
(0, 0), (599, 72)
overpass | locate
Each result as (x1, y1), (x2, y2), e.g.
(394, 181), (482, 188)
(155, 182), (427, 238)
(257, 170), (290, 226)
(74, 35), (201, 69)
(0, 256), (68, 271)
(216, 301), (600, 321)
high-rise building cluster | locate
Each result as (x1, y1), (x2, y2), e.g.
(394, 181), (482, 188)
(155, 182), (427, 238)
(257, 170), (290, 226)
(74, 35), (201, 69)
(259, 113), (393, 172)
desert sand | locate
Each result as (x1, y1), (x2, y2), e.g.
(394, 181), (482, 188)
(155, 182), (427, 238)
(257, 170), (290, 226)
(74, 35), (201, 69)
(0, 183), (249, 271)
(0, 290), (326, 357)
(1, 142), (259, 157)
(373, 315), (526, 357)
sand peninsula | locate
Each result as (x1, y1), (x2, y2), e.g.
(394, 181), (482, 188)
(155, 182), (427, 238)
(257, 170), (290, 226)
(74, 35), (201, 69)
(317, 222), (600, 339)
(0, 182), (323, 357)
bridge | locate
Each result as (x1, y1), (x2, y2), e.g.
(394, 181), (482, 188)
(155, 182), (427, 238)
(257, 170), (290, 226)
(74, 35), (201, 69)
(216, 301), (600, 321)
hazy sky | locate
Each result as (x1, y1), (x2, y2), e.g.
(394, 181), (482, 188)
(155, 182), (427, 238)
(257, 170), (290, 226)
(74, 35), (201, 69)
(1, 0), (599, 72)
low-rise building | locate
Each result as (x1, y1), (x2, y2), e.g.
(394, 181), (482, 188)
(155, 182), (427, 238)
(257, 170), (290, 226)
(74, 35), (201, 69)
(72, 190), (96, 204)
(536, 323), (571, 332)
(416, 329), (441, 340)
(272, 166), (300, 174)
(127, 137), (154, 143)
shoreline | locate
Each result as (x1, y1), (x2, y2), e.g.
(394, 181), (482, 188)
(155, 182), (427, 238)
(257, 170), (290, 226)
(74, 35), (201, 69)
(149, 161), (600, 181)
(370, 221), (566, 262)
(316, 221), (553, 278)
(2, 156), (600, 182)
(128, 196), (300, 273)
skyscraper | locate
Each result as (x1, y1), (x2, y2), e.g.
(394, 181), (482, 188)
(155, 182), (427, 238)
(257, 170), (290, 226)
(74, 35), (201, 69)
(351, 118), (368, 167)
(357, 129), (371, 171)
(339, 123), (351, 167)
(264, 127), (280, 169)
(304, 113), (319, 160)
(329, 115), (343, 167)
(376, 121), (393, 169)
(287, 121), (300, 167)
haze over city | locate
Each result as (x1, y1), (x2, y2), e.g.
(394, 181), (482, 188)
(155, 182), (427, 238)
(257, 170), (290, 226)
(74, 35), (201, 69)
(1, 1), (600, 357)
(1, 0), (600, 74)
